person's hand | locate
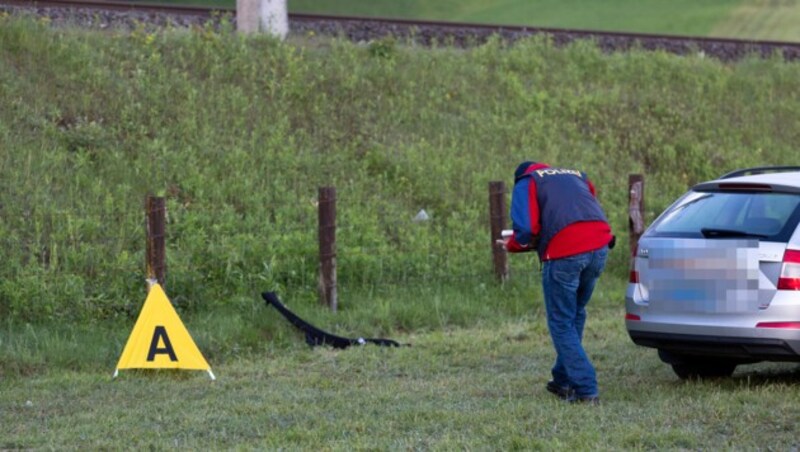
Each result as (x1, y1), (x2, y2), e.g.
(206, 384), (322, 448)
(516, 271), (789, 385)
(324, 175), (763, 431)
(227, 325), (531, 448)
(495, 238), (508, 250)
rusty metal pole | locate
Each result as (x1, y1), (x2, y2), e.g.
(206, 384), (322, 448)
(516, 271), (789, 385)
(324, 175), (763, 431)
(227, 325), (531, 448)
(628, 174), (645, 256)
(489, 181), (509, 282)
(146, 195), (166, 291)
(318, 187), (337, 311)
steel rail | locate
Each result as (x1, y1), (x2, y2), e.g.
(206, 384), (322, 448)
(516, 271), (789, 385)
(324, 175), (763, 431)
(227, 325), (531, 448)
(0, 0), (229, 15)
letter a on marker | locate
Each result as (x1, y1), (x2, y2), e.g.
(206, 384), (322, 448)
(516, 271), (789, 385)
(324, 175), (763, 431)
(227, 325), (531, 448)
(114, 283), (214, 380)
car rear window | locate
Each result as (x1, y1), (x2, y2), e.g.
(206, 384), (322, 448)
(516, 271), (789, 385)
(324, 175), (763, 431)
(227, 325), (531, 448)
(651, 190), (800, 240)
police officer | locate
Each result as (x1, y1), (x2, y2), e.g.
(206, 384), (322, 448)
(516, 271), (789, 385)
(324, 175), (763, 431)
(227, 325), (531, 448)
(499, 161), (614, 404)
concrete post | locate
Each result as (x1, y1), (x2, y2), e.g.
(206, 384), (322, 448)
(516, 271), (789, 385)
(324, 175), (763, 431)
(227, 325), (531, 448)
(237, 0), (288, 39)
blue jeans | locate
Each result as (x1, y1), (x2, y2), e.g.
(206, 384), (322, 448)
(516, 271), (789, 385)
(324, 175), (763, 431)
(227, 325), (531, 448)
(541, 247), (608, 398)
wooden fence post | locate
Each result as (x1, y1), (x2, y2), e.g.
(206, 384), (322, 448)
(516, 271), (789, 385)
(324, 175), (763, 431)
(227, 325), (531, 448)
(145, 195), (166, 291)
(489, 181), (509, 282)
(628, 174), (645, 255)
(318, 187), (337, 311)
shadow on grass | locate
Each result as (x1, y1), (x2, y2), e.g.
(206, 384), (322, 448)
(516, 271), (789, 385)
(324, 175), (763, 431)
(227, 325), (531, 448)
(731, 362), (800, 386)
(659, 362), (800, 391)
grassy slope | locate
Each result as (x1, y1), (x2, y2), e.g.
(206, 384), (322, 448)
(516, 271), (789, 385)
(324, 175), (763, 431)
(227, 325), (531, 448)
(290, 0), (739, 36)
(2, 14), (800, 450)
(164, 0), (800, 40)
(1, 14), (800, 321)
(711, 0), (800, 41)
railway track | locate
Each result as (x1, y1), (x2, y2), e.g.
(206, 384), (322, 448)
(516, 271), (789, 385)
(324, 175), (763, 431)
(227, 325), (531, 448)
(0, 0), (225, 15)
(2, 0), (800, 61)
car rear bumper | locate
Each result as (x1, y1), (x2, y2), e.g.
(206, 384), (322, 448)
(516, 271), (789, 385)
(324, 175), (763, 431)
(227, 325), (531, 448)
(627, 329), (800, 361)
(626, 284), (800, 361)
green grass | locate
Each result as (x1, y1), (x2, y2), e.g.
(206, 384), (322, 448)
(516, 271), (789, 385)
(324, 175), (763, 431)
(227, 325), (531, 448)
(2, 14), (800, 449)
(3, 292), (800, 449)
(290, 0), (739, 36)
(2, 14), (799, 323)
(711, 0), (800, 41)
(156, 0), (800, 40)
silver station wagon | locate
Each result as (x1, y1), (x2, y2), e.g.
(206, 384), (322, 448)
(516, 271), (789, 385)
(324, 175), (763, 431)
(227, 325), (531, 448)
(626, 166), (800, 379)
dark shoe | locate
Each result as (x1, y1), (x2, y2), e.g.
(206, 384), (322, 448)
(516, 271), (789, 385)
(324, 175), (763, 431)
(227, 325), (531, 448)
(567, 394), (600, 405)
(546, 381), (572, 400)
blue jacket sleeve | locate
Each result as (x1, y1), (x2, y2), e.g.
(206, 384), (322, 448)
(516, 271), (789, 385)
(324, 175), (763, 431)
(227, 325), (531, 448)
(510, 178), (535, 249)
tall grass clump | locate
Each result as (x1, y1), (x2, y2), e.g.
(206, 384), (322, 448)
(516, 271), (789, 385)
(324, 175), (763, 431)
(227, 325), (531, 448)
(1, 15), (799, 325)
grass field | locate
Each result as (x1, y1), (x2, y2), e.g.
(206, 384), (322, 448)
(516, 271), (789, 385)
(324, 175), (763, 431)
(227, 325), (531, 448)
(2, 11), (800, 449)
(157, 0), (800, 41)
(711, 0), (800, 41)
(4, 289), (800, 449)
(290, 0), (738, 36)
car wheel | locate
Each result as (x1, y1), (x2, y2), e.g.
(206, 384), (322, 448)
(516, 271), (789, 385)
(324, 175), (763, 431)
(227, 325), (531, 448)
(657, 350), (737, 380)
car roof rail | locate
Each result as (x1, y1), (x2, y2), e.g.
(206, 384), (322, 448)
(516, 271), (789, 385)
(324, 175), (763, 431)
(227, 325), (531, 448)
(720, 166), (800, 179)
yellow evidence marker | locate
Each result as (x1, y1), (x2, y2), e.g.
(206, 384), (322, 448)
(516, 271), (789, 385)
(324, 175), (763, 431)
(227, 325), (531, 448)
(114, 283), (215, 380)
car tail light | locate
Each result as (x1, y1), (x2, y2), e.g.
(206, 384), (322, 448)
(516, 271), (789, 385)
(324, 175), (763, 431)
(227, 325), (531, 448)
(777, 249), (800, 290)
(629, 248), (639, 283)
(755, 321), (800, 329)
(625, 313), (641, 321)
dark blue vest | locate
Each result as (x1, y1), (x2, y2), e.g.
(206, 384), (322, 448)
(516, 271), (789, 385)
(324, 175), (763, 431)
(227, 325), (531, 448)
(528, 167), (608, 258)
